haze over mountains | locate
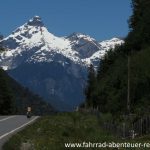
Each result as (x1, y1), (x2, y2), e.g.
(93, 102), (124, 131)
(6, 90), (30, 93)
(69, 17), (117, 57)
(0, 16), (124, 111)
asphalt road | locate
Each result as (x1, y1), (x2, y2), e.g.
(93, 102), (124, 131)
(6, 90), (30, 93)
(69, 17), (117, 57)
(0, 115), (39, 149)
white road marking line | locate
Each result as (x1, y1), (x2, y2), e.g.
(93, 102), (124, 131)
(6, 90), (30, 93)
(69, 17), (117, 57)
(0, 116), (39, 140)
(0, 116), (16, 122)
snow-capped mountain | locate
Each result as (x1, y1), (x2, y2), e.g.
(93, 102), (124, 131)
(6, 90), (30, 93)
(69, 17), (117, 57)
(0, 16), (124, 111)
(0, 16), (80, 70)
(0, 16), (124, 70)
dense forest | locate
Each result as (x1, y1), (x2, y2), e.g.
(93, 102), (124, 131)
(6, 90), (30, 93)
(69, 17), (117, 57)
(85, 0), (150, 116)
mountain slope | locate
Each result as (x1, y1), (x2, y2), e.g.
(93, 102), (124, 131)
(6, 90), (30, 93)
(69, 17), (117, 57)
(0, 68), (54, 115)
(0, 16), (123, 111)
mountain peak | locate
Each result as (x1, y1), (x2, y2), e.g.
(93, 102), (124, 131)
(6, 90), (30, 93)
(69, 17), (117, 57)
(68, 32), (88, 38)
(67, 32), (95, 43)
(27, 16), (44, 27)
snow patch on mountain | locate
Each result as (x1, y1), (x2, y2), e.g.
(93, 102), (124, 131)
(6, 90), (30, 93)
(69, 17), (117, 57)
(82, 38), (124, 67)
(100, 37), (124, 51)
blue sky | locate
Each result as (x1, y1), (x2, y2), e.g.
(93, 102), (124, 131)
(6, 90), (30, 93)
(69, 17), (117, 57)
(0, 0), (132, 41)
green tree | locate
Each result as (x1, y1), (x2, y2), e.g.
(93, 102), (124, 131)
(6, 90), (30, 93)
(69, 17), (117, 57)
(126, 0), (150, 50)
(85, 64), (96, 108)
(0, 69), (15, 115)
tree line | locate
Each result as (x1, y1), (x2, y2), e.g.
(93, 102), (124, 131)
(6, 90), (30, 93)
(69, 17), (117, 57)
(84, 0), (150, 116)
(0, 68), (54, 115)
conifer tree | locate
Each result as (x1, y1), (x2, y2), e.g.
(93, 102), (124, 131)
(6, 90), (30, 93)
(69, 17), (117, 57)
(85, 64), (96, 108)
(126, 0), (150, 50)
(0, 69), (15, 115)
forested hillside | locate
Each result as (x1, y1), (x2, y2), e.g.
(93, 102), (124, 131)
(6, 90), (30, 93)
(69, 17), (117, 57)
(85, 0), (150, 116)
(0, 67), (54, 115)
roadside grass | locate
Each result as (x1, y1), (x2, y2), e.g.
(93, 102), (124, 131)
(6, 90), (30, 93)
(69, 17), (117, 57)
(3, 112), (150, 150)
(3, 112), (115, 150)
